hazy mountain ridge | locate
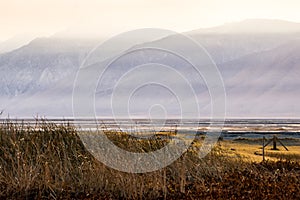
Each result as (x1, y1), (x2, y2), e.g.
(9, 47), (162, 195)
(188, 19), (300, 34)
(0, 19), (299, 117)
(219, 40), (300, 117)
(0, 34), (37, 54)
(0, 37), (95, 97)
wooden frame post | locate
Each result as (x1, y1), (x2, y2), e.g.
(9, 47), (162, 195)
(262, 136), (265, 162)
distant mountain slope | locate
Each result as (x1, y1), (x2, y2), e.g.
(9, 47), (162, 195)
(188, 19), (300, 63)
(0, 34), (37, 54)
(0, 19), (300, 117)
(189, 19), (300, 34)
(219, 40), (300, 117)
(0, 37), (95, 97)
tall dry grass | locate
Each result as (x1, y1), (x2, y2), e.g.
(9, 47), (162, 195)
(0, 119), (299, 199)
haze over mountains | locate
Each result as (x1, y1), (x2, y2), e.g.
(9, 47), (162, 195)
(0, 19), (299, 118)
(0, 34), (38, 54)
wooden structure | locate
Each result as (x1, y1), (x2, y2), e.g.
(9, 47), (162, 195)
(262, 135), (288, 161)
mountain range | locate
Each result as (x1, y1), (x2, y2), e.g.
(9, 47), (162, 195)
(0, 19), (299, 118)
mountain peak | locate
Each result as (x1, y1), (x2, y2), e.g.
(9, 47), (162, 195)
(189, 19), (300, 35)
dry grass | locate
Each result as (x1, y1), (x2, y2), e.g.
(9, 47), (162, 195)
(221, 138), (300, 162)
(0, 120), (300, 199)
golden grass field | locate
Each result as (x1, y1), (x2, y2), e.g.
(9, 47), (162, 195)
(220, 138), (300, 162)
(0, 120), (300, 199)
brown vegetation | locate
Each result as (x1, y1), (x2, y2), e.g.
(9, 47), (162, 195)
(0, 120), (300, 199)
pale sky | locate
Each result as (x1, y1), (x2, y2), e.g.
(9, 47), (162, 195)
(0, 0), (300, 40)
